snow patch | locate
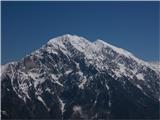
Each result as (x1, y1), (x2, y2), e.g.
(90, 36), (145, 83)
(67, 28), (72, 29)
(28, 72), (45, 88)
(50, 74), (63, 87)
(58, 97), (65, 114)
(136, 85), (143, 90)
(51, 74), (58, 80)
(2, 110), (8, 116)
(105, 84), (110, 90)
(37, 96), (50, 111)
(65, 69), (72, 75)
(108, 100), (111, 107)
(73, 105), (82, 113)
(45, 88), (51, 92)
(136, 73), (144, 81)
(79, 76), (87, 89)
(54, 80), (63, 87)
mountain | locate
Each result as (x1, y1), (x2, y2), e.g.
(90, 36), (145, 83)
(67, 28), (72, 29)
(1, 34), (160, 119)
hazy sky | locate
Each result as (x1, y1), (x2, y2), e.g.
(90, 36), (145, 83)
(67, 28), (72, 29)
(2, 1), (159, 64)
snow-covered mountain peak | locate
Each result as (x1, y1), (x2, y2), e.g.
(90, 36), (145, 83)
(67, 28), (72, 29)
(46, 34), (91, 53)
(1, 34), (160, 119)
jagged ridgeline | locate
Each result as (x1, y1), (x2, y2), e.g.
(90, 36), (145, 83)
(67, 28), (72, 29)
(1, 34), (160, 119)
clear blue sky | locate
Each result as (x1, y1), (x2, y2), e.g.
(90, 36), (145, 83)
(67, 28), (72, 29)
(1, 1), (159, 64)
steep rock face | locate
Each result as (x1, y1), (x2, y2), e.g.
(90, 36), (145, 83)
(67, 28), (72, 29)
(1, 34), (160, 119)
